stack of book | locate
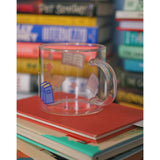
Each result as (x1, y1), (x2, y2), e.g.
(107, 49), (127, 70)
(17, 0), (115, 96)
(114, 0), (143, 109)
(17, 95), (143, 160)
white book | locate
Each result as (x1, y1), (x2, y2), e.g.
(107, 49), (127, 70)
(115, 11), (143, 20)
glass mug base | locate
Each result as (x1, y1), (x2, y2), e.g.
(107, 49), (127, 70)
(41, 99), (103, 116)
(40, 91), (104, 116)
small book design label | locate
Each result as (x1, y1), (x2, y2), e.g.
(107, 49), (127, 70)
(62, 52), (85, 69)
(40, 82), (54, 104)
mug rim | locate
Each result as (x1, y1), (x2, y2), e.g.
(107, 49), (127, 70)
(39, 43), (106, 52)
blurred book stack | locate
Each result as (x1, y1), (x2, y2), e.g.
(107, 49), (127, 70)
(114, 0), (143, 109)
(17, 0), (115, 97)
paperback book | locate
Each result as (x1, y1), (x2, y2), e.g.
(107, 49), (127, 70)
(17, 14), (112, 27)
(17, 24), (111, 43)
(17, 117), (143, 160)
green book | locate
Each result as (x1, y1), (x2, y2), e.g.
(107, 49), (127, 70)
(118, 45), (143, 60)
(123, 0), (143, 11)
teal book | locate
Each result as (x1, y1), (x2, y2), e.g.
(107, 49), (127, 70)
(118, 45), (143, 60)
(124, 31), (143, 46)
(123, 59), (143, 72)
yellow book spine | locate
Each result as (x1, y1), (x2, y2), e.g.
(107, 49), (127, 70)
(17, 58), (98, 78)
(17, 14), (97, 27)
(119, 102), (143, 110)
(117, 89), (143, 106)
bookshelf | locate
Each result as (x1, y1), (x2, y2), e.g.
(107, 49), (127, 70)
(17, 0), (143, 159)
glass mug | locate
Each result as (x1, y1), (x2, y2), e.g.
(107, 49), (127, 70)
(39, 43), (117, 116)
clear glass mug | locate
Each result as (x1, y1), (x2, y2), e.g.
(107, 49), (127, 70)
(39, 43), (117, 116)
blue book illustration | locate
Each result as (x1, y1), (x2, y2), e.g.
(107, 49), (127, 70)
(123, 59), (143, 72)
(17, 24), (98, 43)
(40, 81), (47, 102)
(41, 82), (54, 104)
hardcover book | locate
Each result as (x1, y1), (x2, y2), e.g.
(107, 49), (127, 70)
(118, 45), (143, 60)
(17, 13), (111, 27)
(17, 73), (38, 93)
(116, 21), (143, 32)
(123, 59), (143, 72)
(17, 95), (143, 142)
(17, 24), (108, 43)
(123, 0), (143, 11)
(115, 11), (143, 21)
(17, 1), (114, 16)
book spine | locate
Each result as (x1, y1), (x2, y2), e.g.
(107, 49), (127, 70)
(119, 102), (143, 110)
(17, 2), (96, 16)
(116, 89), (143, 106)
(123, 31), (143, 46)
(17, 73), (38, 93)
(117, 70), (143, 89)
(118, 45), (143, 60)
(17, 3), (39, 14)
(17, 42), (97, 61)
(17, 58), (98, 77)
(123, 59), (143, 72)
(38, 2), (96, 16)
(17, 42), (41, 59)
(123, 0), (143, 11)
(115, 11), (143, 20)
(17, 24), (98, 43)
(116, 27), (143, 32)
(17, 14), (97, 27)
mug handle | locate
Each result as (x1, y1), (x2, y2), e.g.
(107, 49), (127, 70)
(88, 58), (117, 106)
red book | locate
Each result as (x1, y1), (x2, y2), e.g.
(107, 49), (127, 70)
(17, 95), (143, 142)
(17, 42), (97, 62)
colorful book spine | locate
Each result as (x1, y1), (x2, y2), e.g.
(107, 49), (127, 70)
(17, 73), (38, 93)
(18, 2), (95, 16)
(117, 69), (143, 89)
(116, 21), (143, 32)
(115, 11), (143, 20)
(17, 58), (98, 77)
(17, 1), (113, 16)
(118, 45), (143, 60)
(123, 31), (143, 46)
(119, 102), (143, 110)
(123, 59), (143, 72)
(123, 0), (143, 11)
(17, 14), (98, 27)
(116, 89), (143, 106)
(17, 24), (98, 43)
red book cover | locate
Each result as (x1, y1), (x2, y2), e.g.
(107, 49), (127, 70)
(17, 95), (143, 142)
